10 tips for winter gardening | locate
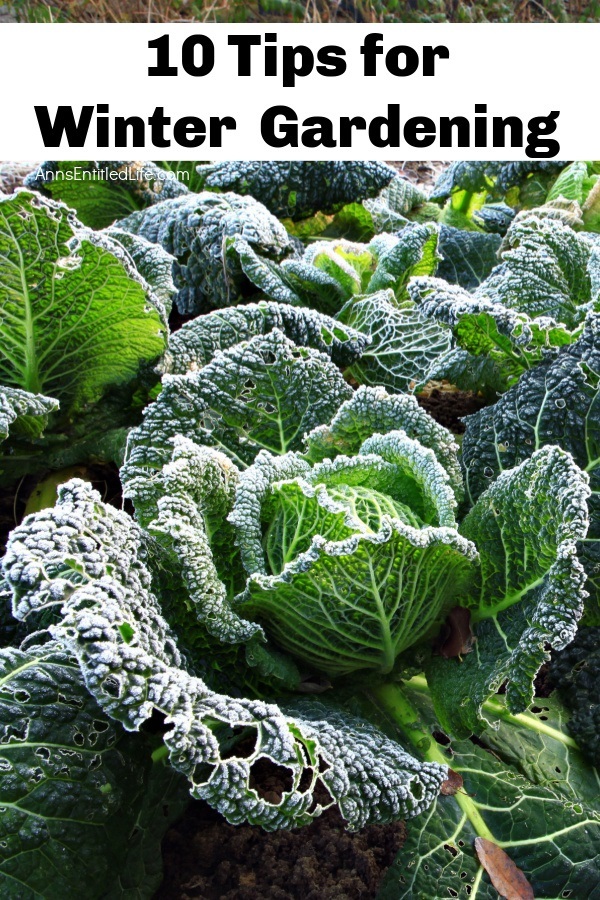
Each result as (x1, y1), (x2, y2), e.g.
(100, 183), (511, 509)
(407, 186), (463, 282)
(0, 159), (600, 899)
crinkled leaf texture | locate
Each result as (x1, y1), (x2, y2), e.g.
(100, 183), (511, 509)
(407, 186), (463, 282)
(436, 225), (502, 290)
(410, 276), (573, 390)
(235, 222), (440, 317)
(103, 226), (177, 317)
(481, 213), (600, 325)
(304, 385), (464, 507)
(231, 429), (477, 678)
(411, 213), (600, 389)
(551, 625), (600, 767)
(118, 191), (293, 315)
(0, 191), (167, 413)
(470, 202), (516, 236)
(0, 640), (189, 900)
(362, 176), (428, 234)
(461, 313), (600, 622)
(0, 387), (58, 444)
(0, 191), (167, 483)
(302, 224), (440, 306)
(546, 160), (600, 232)
(122, 330), (353, 479)
(196, 161), (396, 220)
(337, 289), (452, 393)
(430, 160), (566, 203)
(232, 224), (450, 396)
(124, 435), (270, 661)
(2, 481), (447, 832)
(25, 161), (188, 229)
(377, 692), (600, 900)
(162, 300), (370, 375)
(426, 447), (589, 737)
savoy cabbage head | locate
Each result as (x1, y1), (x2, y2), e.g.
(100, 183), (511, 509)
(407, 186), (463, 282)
(3, 160), (600, 900)
(411, 210), (600, 392)
(233, 222), (453, 393)
(3, 349), (597, 898)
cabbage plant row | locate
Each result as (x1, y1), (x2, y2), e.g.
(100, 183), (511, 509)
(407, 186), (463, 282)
(1, 160), (600, 899)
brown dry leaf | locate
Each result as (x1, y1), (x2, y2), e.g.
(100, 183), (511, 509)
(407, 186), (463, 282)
(474, 837), (535, 900)
(440, 768), (463, 796)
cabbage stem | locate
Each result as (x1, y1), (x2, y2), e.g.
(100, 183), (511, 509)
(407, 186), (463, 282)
(407, 674), (579, 749)
(372, 682), (495, 843)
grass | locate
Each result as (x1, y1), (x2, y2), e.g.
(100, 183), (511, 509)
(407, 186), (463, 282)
(10, 0), (600, 23)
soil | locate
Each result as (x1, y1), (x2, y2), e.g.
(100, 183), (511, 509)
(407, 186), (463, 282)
(389, 160), (449, 193)
(155, 802), (406, 900)
(0, 157), (485, 900)
(416, 381), (488, 434)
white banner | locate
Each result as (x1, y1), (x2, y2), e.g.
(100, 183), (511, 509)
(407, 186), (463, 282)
(0, 23), (596, 160)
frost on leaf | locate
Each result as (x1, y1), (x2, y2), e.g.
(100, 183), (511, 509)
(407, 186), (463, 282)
(231, 433), (476, 677)
(122, 330), (353, 479)
(162, 300), (370, 375)
(337, 289), (451, 394)
(0, 386), (58, 444)
(25, 160), (188, 229)
(411, 213), (600, 389)
(195, 161), (396, 220)
(235, 223), (440, 318)
(461, 312), (600, 622)
(426, 447), (590, 737)
(117, 191), (294, 314)
(0, 640), (189, 899)
(379, 692), (600, 900)
(0, 190), (167, 480)
(304, 386), (463, 506)
(1, 481), (446, 831)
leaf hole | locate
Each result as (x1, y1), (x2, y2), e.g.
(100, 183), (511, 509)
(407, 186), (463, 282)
(318, 755), (330, 773)
(58, 692), (84, 709)
(141, 709), (171, 737)
(249, 758), (294, 806)
(298, 766), (314, 793)
(101, 676), (121, 699)
(411, 778), (424, 801)
(218, 725), (258, 761)
(444, 844), (459, 858)
(307, 778), (334, 814)
(433, 730), (451, 746)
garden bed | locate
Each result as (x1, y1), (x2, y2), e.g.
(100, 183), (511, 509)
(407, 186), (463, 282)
(2, 159), (600, 900)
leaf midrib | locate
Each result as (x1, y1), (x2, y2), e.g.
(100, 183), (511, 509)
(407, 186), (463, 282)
(5, 213), (40, 393)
